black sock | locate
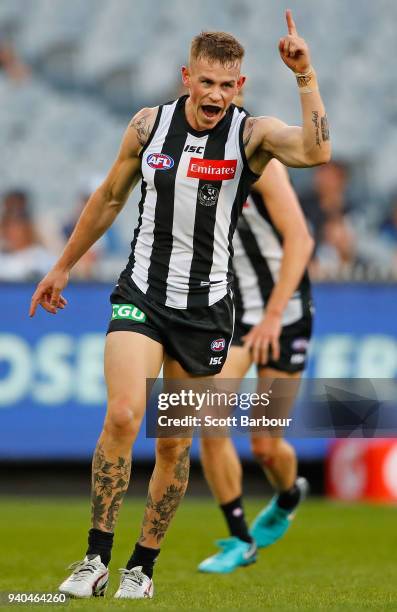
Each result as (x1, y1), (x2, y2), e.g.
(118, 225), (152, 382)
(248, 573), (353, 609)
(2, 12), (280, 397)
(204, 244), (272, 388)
(276, 482), (301, 512)
(126, 543), (160, 578)
(86, 528), (114, 567)
(220, 496), (253, 544)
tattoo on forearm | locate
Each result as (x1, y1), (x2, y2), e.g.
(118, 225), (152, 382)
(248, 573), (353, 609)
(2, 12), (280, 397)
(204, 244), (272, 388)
(320, 114), (330, 142)
(311, 111), (321, 148)
(243, 117), (257, 147)
(91, 443), (131, 531)
(129, 112), (151, 147)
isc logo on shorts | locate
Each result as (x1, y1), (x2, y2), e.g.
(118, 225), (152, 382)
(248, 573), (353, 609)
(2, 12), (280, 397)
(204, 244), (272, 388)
(211, 338), (226, 352)
(290, 354), (305, 365)
(147, 153), (174, 170)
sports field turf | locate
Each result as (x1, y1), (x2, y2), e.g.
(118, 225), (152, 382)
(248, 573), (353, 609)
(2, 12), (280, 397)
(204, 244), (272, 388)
(0, 497), (396, 611)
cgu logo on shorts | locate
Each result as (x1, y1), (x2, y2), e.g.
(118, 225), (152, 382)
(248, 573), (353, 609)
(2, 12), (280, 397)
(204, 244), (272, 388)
(147, 153), (174, 170)
(211, 338), (226, 352)
(112, 304), (147, 322)
(187, 158), (237, 180)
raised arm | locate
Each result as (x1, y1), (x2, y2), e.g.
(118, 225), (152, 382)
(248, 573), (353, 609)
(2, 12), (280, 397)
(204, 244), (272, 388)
(245, 9), (331, 172)
(29, 106), (158, 316)
(243, 159), (314, 364)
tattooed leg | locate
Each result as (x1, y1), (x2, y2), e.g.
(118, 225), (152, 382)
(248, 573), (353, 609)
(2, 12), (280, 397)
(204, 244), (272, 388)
(138, 442), (191, 547)
(91, 439), (132, 532)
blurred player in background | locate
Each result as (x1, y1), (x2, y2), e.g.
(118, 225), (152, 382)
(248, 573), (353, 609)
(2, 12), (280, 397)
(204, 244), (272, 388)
(199, 156), (314, 573)
(29, 11), (330, 600)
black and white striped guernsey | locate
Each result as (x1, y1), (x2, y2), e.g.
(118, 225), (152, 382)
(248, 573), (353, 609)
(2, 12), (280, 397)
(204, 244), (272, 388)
(122, 95), (258, 309)
(233, 190), (312, 326)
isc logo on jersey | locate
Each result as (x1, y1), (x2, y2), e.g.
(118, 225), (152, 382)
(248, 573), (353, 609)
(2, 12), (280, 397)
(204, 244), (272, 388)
(211, 338), (226, 352)
(147, 153), (174, 170)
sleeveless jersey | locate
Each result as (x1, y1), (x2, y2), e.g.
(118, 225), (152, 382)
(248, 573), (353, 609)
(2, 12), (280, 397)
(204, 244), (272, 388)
(233, 190), (312, 327)
(122, 96), (258, 309)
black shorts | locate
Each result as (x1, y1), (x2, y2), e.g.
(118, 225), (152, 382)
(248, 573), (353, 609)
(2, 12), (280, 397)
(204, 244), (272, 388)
(107, 278), (234, 376)
(232, 312), (313, 374)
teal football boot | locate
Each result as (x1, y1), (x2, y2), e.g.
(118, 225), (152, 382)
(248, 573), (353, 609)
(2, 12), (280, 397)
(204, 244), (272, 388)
(250, 477), (309, 548)
(198, 537), (257, 574)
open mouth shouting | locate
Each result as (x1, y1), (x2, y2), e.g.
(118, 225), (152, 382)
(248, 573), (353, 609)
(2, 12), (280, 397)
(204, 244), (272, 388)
(201, 104), (222, 119)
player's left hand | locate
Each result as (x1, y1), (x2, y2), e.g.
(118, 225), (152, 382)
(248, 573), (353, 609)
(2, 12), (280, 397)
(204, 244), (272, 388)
(242, 311), (282, 366)
(278, 9), (311, 74)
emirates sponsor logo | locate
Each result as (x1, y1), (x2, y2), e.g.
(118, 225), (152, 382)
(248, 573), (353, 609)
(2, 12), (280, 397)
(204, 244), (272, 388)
(187, 158), (237, 180)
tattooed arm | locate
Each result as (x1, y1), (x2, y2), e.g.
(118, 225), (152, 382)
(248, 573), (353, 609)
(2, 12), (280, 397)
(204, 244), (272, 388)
(246, 110), (330, 172)
(52, 106), (158, 271)
(29, 106), (158, 316)
(129, 106), (158, 152)
(242, 10), (330, 175)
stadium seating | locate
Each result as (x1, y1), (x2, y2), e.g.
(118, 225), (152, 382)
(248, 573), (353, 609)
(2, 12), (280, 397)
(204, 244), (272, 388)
(0, 0), (396, 271)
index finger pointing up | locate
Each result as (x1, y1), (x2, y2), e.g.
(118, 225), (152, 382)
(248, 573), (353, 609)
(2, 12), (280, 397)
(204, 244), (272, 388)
(286, 9), (297, 35)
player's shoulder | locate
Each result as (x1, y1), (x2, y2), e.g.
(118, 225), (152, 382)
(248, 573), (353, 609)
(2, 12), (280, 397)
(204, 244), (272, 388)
(129, 106), (160, 149)
(246, 115), (286, 140)
(243, 115), (288, 159)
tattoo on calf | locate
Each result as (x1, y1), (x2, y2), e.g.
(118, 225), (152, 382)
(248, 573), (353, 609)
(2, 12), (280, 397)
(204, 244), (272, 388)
(138, 490), (154, 544)
(173, 446), (190, 483)
(139, 447), (190, 545)
(321, 114), (330, 142)
(311, 111), (321, 148)
(147, 484), (185, 543)
(91, 443), (131, 531)
(129, 112), (151, 147)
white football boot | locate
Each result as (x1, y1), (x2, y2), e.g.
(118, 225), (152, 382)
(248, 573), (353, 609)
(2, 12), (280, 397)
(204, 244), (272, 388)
(114, 566), (154, 599)
(58, 555), (109, 598)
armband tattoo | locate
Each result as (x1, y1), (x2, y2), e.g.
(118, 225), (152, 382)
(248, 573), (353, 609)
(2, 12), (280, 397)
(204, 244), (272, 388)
(295, 66), (319, 94)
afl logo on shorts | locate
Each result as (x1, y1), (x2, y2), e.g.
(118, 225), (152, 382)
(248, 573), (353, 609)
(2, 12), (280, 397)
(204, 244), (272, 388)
(291, 338), (309, 352)
(211, 338), (226, 352)
(199, 184), (219, 207)
(147, 153), (174, 170)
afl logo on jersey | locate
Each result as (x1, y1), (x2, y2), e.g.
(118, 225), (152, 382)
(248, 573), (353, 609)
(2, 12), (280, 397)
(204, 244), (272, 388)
(198, 184), (219, 207)
(147, 153), (174, 170)
(211, 338), (226, 352)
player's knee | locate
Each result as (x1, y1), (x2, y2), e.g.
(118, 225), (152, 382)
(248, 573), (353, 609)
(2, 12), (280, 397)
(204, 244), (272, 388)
(156, 439), (191, 465)
(105, 396), (140, 440)
(251, 437), (281, 466)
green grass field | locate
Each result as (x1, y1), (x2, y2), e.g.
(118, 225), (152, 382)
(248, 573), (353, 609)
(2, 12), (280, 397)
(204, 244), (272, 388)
(0, 496), (396, 611)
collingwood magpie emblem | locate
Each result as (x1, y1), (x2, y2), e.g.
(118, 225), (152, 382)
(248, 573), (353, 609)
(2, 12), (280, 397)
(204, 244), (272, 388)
(198, 184), (219, 207)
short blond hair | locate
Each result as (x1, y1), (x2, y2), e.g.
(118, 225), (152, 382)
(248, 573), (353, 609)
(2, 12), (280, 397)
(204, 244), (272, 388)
(190, 31), (245, 66)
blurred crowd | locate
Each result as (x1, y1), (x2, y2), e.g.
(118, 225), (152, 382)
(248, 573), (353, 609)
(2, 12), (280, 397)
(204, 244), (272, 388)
(1, 159), (397, 282)
(1, 17), (397, 283)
